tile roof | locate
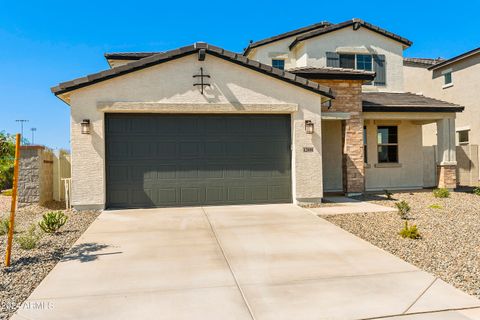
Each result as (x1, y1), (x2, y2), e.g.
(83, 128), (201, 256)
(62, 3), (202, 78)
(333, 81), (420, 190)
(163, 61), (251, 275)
(51, 42), (335, 99)
(428, 47), (480, 70)
(288, 66), (375, 80)
(362, 92), (463, 112)
(104, 52), (161, 60)
(289, 19), (412, 50)
(243, 21), (332, 55)
(403, 57), (445, 68)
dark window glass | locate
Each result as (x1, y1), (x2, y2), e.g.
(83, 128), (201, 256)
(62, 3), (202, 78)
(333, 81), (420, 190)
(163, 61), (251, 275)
(364, 126), (368, 163)
(339, 54), (355, 69)
(356, 54), (372, 71)
(458, 130), (469, 144)
(272, 59), (285, 70)
(444, 72), (452, 85)
(377, 126), (398, 163)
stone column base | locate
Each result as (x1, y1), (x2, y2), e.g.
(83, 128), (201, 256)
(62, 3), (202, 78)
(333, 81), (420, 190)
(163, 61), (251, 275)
(437, 164), (457, 189)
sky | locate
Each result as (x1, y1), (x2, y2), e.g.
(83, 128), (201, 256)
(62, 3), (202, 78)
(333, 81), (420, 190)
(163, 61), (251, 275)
(0, 0), (479, 150)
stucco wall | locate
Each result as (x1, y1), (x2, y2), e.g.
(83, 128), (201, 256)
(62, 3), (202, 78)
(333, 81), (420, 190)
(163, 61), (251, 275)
(364, 120), (424, 190)
(404, 55), (480, 147)
(248, 36), (299, 70)
(68, 54), (325, 209)
(300, 28), (405, 92)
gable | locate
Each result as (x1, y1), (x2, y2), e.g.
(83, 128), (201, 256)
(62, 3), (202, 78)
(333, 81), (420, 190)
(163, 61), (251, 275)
(52, 43), (334, 104)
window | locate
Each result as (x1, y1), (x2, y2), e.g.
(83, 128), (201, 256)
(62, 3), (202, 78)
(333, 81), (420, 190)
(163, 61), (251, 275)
(363, 126), (368, 163)
(356, 54), (373, 71)
(444, 72), (452, 85)
(272, 59), (285, 70)
(458, 130), (469, 144)
(377, 126), (398, 163)
(339, 54), (355, 69)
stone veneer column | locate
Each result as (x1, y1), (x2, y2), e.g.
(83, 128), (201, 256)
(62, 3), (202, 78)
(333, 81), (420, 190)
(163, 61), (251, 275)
(313, 79), (365, 195)
(18, 146), (54, 206)
(436, 118), (457, 189)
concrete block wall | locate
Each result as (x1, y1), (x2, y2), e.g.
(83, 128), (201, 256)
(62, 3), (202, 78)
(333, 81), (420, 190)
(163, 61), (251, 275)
(18, 146), (54, 206)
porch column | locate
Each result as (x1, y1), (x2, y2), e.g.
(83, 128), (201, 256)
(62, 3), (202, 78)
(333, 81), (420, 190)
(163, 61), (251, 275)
(436, 118), (457, 189)
(342, 114), (365, 195)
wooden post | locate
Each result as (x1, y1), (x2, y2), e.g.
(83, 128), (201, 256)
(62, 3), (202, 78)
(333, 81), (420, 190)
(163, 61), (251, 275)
(5, 134), (21, 267)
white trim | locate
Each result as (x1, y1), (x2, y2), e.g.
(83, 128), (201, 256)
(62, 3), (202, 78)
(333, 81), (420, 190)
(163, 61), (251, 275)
(456, 126), (470, 132)
(321, 112), (351, 120)
(442, 83), (454, 89)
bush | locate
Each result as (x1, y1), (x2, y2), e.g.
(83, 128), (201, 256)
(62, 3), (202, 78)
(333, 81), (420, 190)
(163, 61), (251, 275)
(473, 187), (480, 196)
(0, 217), (10, 236)
(384, 189), (393, 200)
(433, 188), (450, 198)
(1, 189), (12, 196)
(38, 211), (68, 234)
(0, 131), (15, 191)
(399, 224), (421, 239)
(395, 200), (411, 220)
(428, 204), (442, 209)
(16, 224), (42, 250)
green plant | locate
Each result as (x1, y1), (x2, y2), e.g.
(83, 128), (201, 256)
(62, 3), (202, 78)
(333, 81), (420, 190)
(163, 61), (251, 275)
(428, 204), (442, 209)
(0, 217), (10, 236)
(433, 188), (450, 198)
(16, 224), (42, 250)
(0, 131), (15, 191)
(38, 211), (68, 234)
(395, 200), (411, 220)
(384, 189), (393, 200)
(399, 224), (421, 239)
(1, 189), (12, 196)
(473, 187), (480, 196)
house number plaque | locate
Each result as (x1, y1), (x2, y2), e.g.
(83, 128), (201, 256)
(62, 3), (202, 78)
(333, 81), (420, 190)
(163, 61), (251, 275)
(303, 147), (314, 152)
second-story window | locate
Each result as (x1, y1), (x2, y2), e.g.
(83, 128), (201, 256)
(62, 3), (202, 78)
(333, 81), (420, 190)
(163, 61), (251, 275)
(272, 59), (285, 70)
(443, 70), (453, 87)
(356, 54), (373, 71)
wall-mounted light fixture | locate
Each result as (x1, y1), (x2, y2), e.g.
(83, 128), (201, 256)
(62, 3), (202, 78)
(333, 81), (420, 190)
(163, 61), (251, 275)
(305, 120), (314, 134)
(81, 119), (91, 134)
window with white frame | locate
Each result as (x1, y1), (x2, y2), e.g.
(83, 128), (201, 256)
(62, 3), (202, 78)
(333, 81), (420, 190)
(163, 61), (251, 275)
(272, 59), (285, 70)
(339, 53), (373, 71)
(442, 69), (453, 87)
(458, 130), (469, 144)
(377, 126), (398, 163)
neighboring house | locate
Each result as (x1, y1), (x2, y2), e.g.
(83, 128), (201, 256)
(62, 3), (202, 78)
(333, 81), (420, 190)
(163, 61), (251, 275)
(404, 47), (480, 185)
(52, 19), (463, 210)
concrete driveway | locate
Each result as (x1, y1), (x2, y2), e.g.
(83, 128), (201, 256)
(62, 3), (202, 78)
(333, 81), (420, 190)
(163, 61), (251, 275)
(13, 204), (480, 320)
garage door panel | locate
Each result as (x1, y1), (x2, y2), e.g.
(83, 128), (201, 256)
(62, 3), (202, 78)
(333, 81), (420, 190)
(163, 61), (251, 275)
(106, 114), (291, 208)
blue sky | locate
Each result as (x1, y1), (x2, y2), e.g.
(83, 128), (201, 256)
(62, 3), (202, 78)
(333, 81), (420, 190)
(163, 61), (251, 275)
(1, 0), (478, 149)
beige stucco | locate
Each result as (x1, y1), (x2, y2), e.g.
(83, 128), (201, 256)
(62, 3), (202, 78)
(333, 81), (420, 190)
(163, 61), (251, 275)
(364, 120), (424, 190)
(67, 54), (325, 209)
(247, 27), (406, 92)
(404, 54), (480, 147)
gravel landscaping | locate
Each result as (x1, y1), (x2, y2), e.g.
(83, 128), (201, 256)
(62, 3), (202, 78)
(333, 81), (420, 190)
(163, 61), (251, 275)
(324, 190), (480, 299)
(0, 195), (100, 319)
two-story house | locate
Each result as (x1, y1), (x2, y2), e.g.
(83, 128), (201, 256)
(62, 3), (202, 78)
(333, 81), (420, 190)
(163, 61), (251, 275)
(51, 19), (463, 210)
(404, 48), (480, 186)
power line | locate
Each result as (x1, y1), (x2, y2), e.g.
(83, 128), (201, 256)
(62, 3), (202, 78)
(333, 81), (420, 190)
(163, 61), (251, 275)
(15, 120), (29, 140)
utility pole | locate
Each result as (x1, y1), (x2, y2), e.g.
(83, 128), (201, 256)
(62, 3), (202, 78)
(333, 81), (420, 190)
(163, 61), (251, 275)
(31, 127), (37, 145)
(15, 120), (29, 141)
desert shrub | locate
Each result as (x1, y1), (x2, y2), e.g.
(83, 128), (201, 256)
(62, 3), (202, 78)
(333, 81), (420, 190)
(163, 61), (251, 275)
(395, 200), (411, 220)
(433, 188), (450, 198)
(384, 189), (393, 200)
(16, 224), (42, 250)
(38, 211), (68, 234)
(428, 204), (442, 209)
(2, 189), (12, 196)
(473, 187), (480, 196)
(0, 217), (9, 235)
(399, 224), (421, 239)
(0, 132), (15, 191)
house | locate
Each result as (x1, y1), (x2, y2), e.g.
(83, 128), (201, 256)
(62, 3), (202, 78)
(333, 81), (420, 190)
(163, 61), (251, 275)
(52, 19), (463, 210)
(404, 48), (480, 185)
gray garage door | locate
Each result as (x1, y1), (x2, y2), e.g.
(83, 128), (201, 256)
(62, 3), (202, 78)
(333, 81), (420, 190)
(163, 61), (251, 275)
(106, 114), (292, 208)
